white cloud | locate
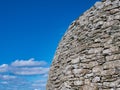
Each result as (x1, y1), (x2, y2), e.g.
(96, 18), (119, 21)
(34, 89), (38, 90)
(2, 75), (16, 80)
(12, 67), (49, 75)
(0, 59), (49, 76)
(10, 58), (49, 75)
(0, 64), (8, 68)
(11, 58), (47, 67)
(0, 75), (16, 81)
(32, 83), (46, 87)
(42, 73), (48, 78)
(0, 58), (49, 90)
(32, 79), (47, 90)
(0, 81), (8, 85)
(0, 64), (8, 72)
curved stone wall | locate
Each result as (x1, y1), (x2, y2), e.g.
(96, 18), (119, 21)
(47, 0), (120, 90)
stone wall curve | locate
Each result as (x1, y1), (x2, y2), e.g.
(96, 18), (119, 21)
(47, 0), (120, 90)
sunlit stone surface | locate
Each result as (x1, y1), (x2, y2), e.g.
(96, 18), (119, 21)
(47, 0), (120, 90)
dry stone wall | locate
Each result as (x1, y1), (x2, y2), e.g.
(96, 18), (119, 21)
(47, 0), (120, 90)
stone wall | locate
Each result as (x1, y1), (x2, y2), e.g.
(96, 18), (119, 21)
(47, 0), (120, 90)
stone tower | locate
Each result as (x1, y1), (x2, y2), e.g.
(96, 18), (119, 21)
(47, 0), (120, 90)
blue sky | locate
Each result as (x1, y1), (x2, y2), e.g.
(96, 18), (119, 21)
(0, 0), (99, 90)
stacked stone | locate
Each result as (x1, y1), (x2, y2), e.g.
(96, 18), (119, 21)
(47, 0), (120, 90)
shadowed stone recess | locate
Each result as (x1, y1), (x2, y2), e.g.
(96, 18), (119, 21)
(47, 0), (120, 90)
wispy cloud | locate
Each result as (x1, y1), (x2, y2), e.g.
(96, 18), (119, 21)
(0, 64), (8, 72)
(0, 81), (8, 85)
(0, 58), (49, 90)
(11, 58), (47, 67)
(0, 58), (49, 75)
(0, 75), (16, 80)
(12, 67), (49, 75)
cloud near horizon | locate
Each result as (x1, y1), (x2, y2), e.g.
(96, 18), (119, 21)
(0, 58), (49, 90)
(0, 58), (49, 75)
(11, 58), (47, 67)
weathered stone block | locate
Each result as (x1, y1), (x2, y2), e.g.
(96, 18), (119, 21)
(47, 0), (120, 90)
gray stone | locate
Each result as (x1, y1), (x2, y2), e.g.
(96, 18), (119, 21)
(71, 57), (80, 64)
(74, 80), (84, 86)
(92, 76), (101, 83)
(47, 0), (120, 90)
(94, 1), (104, 9)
